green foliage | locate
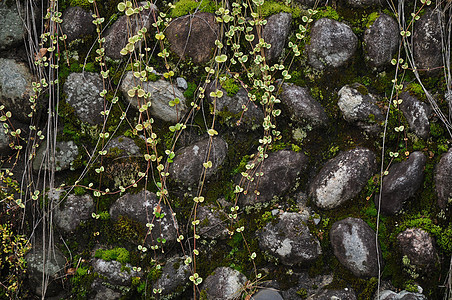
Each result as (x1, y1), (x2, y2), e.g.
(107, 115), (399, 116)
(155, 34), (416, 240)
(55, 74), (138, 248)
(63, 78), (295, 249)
(221, 77), (240, 96)
(258, 1), (302, 18)
(314, 6), (340, 21)
(94, 247), (130, 264)
(69, 0), (92, 9)
(365, 12), (380, 28)
(74, 186), (86, 196)
(170, 0), (216, 18)
(430, 122), (444, 138)
(183, 82), (198, 99)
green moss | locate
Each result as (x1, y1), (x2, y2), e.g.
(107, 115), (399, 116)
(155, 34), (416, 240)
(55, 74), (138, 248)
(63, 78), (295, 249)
(170, 0), (216, 18)
(221, 78), (240, 96)
(365, 12), (380, 28)
(258, 1), (302, 18)
(314, 6), (341, 21)
(74, 186), (86, 196)
(183, 82), (198, 100)
(95, 247), (130, 264)
(147, 72), (160, 82)
(69, 0), (92, 9)
(430, 122), (444, 138)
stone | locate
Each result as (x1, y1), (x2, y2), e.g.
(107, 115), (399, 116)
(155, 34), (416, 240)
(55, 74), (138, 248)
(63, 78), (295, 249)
(120, 71), (188, 123)
(0, 2), (25, 50)
(154, 256), (190, 296)
(0, 124), (12, 152)
(176, 77), (188, 90)
(308, 18), (358, 70)
(251, 288), (284, 300)
(434, 148), (452, 208)
(63, 72), (105, 125)
(397, 228), (438, 272)
(197, 205), (229, 239)
(345, 0), (382, 7)
(32, 140), (79, 172)
(166, 12), (219, 64)
(309, 288), (357, 299)
(92, 258), (141, 286)
(53, 193), (95, 232)
(281, 272), (334, 299)
(279, 83), (328, 127)
(338, 83), (384, 134)
(93, 286), (122, 300)
(257, 212), (322, 266)
(376, 151), (426, 215)
(330, 217), (383, 277)
(239, 150), (308, 206)
(169, 136), (228, 186)
(262, 12), (292, 62)
(61, 6), (96, 42)
(109, 190), (178, 246)
(0, 58), (36, 122)
(379, 290), (427, 300)
(201, 267), (247, 300)
(413, 10), (442, 72)
(399, 90), (431, 140)
(105, 136), (140, 157)
(364, 13), (400, 68)
(309, 148), (377, 209)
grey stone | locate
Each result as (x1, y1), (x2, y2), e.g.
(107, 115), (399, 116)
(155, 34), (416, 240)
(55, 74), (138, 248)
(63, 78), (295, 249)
(397, 228), (438, 272)
(105, 136), (140, 157)
(293, 0), (317, 7)
(364, 13), (400, 68)
(154, 256), (190, 295)
(32, 140), (79, 172)
(0, 2), (25, 50)
(330, 217), (383, 277)
(61, 6), (96, 42)
(309, 288), (357, 300)
(399, 90), (431, 140)
(176, 77), (188, 90)
(345, 0), (382, 7)
(308, 18), (358, 70)
(0, 58), (36, 122)
(258, 212), (322, 266)
(109, 190), (178, 246)
(281, 272), (334, 300)
(63, 72), (105, 125)
(338, 83), (384, 134)
(309, 148), (377, 209)
(197, 205), (229, 239)
(92, 258), (141, 286)
(413, 10), (442, 72)
(0, 124), (12, 152)
(93, 286), (122, 300)
(434, 148), (452, 208)
(279, 83), (328, 127)
(169, 136), (228, 186)
(201, 267), (247, 300)
(120, 71), (188, 123)
(166, 12), (219, 64)
(52, 193), (94, 232)
(239, 150), (308, 206)
(376, 151), (426, 215)
(263, 12), (292, 62)
(379, 290), (427, 300)
(251, 288), (284, 300)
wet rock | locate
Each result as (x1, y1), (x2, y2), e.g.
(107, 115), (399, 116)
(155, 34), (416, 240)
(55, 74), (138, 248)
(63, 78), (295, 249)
(63, 72), (105, 125)
(279, 83), (328, 127)
(376, 151), (426, 215)
(257, 212), (322, 266)
(379, 290), (427, 300)
(166, 12), (219, 64)
(32, 140), (79, 172)
(169, 136), (228, 186)
(251, 288), (284, 300)
(109, 190), (178, 246)
(364, 13), (399, 68)
(120, 71), (188, 123)
(53, 193), (95, 232)
(434, 148), (452, 208)
(330, 217), (383, 277)
(0, 2), (25, 50)
(338, 83), (384, 134)
(92, 258), (141, 286)
(399, 90), (431, 139)
(263, 12), (292, 62)
(309, 288), (357, 299)
(62, 6), (96, 42)
(397, 228), (438, 272)
(309, 148), (377, 209)
(413, 10), (442, 72)
(201, 267), (247, 300)
(345, 0), (382, 7)
(104, 3), (157, 59)
(197, 205), (229, 239)
(239, 150), (308, 206)
(105, 136), (140, 157)
(308, 18), (358, 70)
(0, 58), (36, 122)
(154, 256), (190, 296)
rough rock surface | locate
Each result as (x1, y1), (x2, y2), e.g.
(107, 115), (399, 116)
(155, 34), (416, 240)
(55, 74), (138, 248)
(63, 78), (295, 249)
(379, 290), (427, 300)
(364, 13), (399, 68)
(434, 148), (452, 208)
(169, 136), (228, 186)
(0, 58), (36, 122)
(93, 286), (122, 300)
(166, 12), (219, 64)
(338, 83), (384, 134)
(262, 13), (292, 62)
(308, 18), (358, 70)
(92, 258), (141, 286)
(32, 140), (79, 172)
(281, 272), (334, 299)
(309, 148), (377, 209)
(397, 228), (438, 272)
(63, 72), (105, 125)
(109, 190), (178, 246)
(201, 267), (247, 300)
(345, 0), (382, 7)
(399, 90), (431, 139)
(62, 6), (96, 42)
(377, 151), (426, 215)
(0, 125), (12, 152)
(105, 136), (140, 156)
(120, 71), (188, 123)
(413, 10), (442, 71)
(258, 212), (322, 266)
(0, 2), (25, 50)
(154, 256), (190, 296)
(309, 288), (357, 299)
(239, 150), (308, 206)
(251, 288), (284, 300)
(53, 193), (95, 232)
(197, 205), (229, 239)
(279, 83), (328, 127)
(330, 217), (382, 277)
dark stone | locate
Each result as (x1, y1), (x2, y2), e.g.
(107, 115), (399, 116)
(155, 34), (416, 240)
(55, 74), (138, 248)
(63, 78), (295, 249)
(61, 6), (96, 42)
(201, 267), (247, 300)
(434, 148), (452, 208)
(154, 256), (190, 296)
(0, 2), (25, 50)
(330, 217), (383, 277)
(32, 140), (79, 172)
(309, 288), (357, 300)
(105, 136), (140, 157)
(345, 0), (382, 7)
(397, 228), (438, 272)
(197, 205), (229, 239)
(262, 12), (292, 62)
(376, 151), (426, 215)
(166, 12), (219, 64)
(413, 10), (442, 72)
(399, 90), (431, 139)
(251, 288), (284, 300)
(91, 258), (141, 286)
(379, 290), (427, 300)
(52, 192), (95, 232)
